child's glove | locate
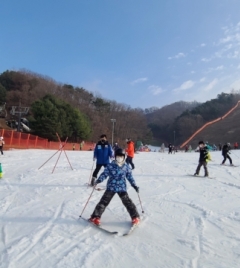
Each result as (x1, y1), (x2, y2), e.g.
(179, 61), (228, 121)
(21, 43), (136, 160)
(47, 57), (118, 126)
(133, 185), (139, 193)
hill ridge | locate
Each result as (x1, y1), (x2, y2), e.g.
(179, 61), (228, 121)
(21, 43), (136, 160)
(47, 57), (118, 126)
(180, 100), (240, 148)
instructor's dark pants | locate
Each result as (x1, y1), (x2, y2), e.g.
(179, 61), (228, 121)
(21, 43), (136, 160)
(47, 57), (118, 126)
(92, 164), (107, 178)
(126, 156), (135, 170)
(222, 154), (232, 164)
(91, 190), (139, 219)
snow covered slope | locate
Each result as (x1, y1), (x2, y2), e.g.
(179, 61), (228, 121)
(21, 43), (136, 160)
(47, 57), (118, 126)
(0, 149), (240, 268)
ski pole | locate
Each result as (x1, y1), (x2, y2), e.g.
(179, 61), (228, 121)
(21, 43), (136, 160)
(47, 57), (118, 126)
(88, 161), (95, 186)
(230, 151), (239, 159)
(137, 193), (144, 213)
(79, 185), (96, 218)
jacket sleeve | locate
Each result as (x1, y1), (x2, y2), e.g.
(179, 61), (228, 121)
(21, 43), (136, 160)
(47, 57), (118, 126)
(96, 166), (110, 184)
(109, 145), (114, 158)
(126, 168), (137, 187)
(93, 144), (98, 158)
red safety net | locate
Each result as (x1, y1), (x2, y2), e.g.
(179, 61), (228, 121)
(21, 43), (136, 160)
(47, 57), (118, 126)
(0, 129), (95, 151)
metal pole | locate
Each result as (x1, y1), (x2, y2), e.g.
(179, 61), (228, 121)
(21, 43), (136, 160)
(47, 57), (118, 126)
(111, 119), (116, 146)
(112, 121), (115, 146)
(112, 121), (114, 146)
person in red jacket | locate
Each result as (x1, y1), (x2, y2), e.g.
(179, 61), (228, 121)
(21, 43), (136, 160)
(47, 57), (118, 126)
(234, 142), (238, 149)
(125, 138), (135, 170)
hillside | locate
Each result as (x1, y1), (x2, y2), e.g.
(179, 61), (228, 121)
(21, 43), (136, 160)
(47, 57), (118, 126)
(0, 70), (151, 144)
(146, 101), (200, 126)
(1, 70), (240, 146)
(181, 102), (240, 149)
(146, 101), (201, 145)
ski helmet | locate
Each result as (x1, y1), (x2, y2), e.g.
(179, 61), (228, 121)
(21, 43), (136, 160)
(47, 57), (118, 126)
(115, 148), (126, 158)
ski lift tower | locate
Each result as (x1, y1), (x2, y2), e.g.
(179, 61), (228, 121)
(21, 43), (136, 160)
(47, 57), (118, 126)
(0, 102), (7, 118)
(10, 103), (30, 132)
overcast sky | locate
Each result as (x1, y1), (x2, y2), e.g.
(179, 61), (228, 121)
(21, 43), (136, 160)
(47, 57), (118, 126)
(1, 0), (240, 108)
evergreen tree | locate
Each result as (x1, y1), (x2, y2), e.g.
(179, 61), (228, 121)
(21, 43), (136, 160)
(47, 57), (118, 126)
(29, 94), (91, 141)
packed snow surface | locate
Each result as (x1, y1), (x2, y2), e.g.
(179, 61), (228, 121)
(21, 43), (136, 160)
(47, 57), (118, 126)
(0, 149), (240, 268)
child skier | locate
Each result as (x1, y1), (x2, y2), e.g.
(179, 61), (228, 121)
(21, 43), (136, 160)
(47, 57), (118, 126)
(89, 148), (140, 226)
(194, 141), (209, 177)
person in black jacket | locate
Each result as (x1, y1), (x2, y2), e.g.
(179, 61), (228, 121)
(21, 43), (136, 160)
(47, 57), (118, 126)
(221, 143), (233, 165)
(112, 142), (120, 156)
(194, 141), (209, 177)
(168, 143), (173, 154)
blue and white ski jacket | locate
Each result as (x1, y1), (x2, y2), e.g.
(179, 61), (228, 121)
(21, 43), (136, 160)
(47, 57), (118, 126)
(94, 141), (113, 165)
(96, 160), (137, 192)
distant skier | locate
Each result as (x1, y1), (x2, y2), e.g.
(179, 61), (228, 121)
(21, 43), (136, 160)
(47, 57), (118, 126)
(218, 143), (222, 151)
(234, 142), (238, 150)
(168, 143), (173, 154)
(112, 142), (120, 156)
(125, 138), (135, 170)
(0, 137), (5, 155)
(221, 143), (233, 166)
(160, 143), (165, 153)
(194, 141), (209, 177)
(89, 148), (140, 226)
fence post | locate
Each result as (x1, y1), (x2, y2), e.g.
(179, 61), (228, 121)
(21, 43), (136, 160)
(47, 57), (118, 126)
(18, 132), (22, 147)
(27, 134), (30, 149)
(34, 136), (38, 148)
(10, 130), (13, 147)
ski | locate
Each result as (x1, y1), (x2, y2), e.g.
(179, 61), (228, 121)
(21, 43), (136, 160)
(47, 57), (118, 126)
(187, 174), (215, 179)
(123, 223), (139, 236)
(220, 164), (239, 167)
(79, 217), (118, 235)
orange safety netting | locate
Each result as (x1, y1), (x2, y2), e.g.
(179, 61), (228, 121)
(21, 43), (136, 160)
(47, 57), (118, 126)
(0, 129), (95, 151)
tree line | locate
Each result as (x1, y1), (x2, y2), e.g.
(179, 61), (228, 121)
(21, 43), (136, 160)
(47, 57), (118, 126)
(1, 70), (240, 146)
(0, 70), (151, 146)
(146, 92), (240, 145)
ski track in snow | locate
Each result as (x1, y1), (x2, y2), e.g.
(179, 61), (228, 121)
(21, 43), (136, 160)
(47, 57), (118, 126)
(0, 149), (240, 267)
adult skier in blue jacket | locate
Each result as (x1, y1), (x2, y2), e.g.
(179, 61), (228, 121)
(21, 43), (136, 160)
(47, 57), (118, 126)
(91, 134), (113, 186)
(89, 148), (140, 226)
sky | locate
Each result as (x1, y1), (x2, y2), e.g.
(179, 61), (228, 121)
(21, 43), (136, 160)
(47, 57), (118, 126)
(1, 1), (240, 109)
(1, 149), (240, 267)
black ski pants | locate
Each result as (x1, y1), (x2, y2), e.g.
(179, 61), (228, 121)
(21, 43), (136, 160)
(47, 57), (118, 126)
(0, 146), (3, 155)
(126, 156), (135, 170)
(92, 164), (107, 178)
(91, 190), (139, 219)
(196, 161), (208, 176)
(222, 154), (232, 164)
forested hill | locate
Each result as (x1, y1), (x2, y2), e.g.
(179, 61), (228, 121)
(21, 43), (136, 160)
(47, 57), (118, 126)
(0, 70), (240, 146)
(146, 101), (201, 145)
(147, 92), (240, 146)
(0, 70), (151, 145)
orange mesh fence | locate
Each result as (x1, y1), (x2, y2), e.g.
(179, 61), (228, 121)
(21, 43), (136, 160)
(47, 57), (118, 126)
(0, 129), (95, 151)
